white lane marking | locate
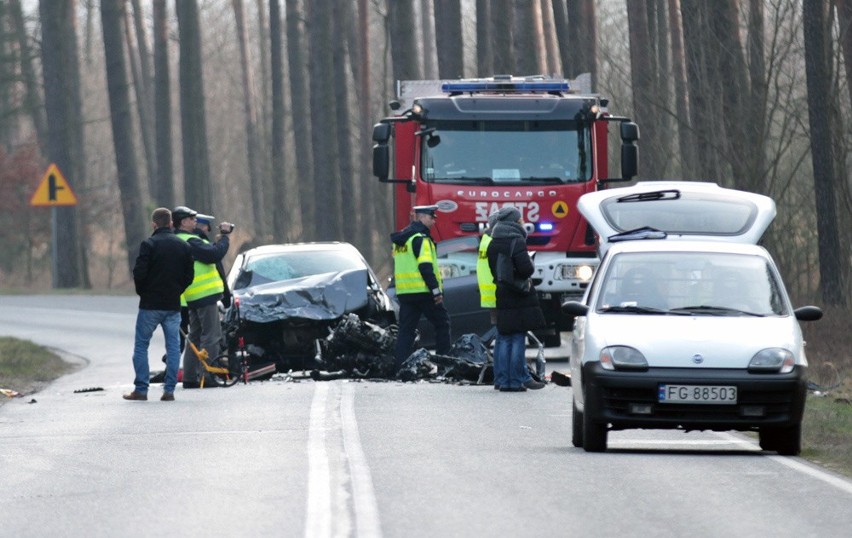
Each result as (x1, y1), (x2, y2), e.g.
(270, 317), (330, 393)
(718, 432), (852, 495)
(305, 383), (331, 538)
(342, 383), (383, 537)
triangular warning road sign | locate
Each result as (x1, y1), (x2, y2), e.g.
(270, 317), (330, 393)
(31, 164), (78, 206)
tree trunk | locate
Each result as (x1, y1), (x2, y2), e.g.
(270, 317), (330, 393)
(566, 0), (597, 88)
(332, 0), (354, 242)
(491, 0), (514, 75)
(232, 0), (265, 238)
(667, 0), (694, 175)
(39, 0), (89, 288)
(270, 0), (287, 240)
(388, 0), (421, 81)
(552, 0), (571, 78)
(176, 0), (213, 211)
(100, 0), (146, 274)
(836, 0), (852, 108)
(802, 0), (846, 305)
(152, 0), (174, 208)
(626, 1), (661, 178)
(435, 0), (464, 79)
(123, 6), (157, 200)
(10, 0), (47, 147)
(512, 0), (538, 75)
(421, 0), (437, 78)
(476, 0), (493, 76)
(308, 0), (340, 241)
(286, 0), (313, 240)
(540, 0), (562, 76)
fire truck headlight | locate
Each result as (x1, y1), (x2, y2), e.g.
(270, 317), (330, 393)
(576, 265), (595, 281)
(557, 264), (596, 282)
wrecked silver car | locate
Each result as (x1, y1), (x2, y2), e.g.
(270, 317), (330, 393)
(221, 243), (398, 373)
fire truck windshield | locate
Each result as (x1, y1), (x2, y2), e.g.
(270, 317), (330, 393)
(421, 119), (591, 185)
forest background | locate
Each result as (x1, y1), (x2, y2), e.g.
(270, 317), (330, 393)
(0, 0), (850, 388)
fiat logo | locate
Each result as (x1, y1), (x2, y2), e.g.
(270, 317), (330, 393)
(692, 354), (704, 364)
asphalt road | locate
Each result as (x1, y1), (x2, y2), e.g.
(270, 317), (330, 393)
(1, 295), (851, 537)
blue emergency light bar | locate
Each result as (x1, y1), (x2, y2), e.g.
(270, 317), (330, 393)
(442, 79), (570, 94)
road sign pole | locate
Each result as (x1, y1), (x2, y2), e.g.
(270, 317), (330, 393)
(51, 206), (58, 288)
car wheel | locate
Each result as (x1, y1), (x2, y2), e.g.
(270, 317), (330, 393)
(572, 399), (584, 448)
(582, 384), (608, 452)
(760, 423), (802, 456)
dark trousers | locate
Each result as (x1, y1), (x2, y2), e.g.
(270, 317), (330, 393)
(394, 294), (452, 369)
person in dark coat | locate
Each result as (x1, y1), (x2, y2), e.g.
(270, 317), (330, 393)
(486, 207), (546, 392)
(124, 207), (195, 402)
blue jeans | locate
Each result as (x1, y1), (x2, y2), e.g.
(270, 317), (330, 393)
(494, 332), (531, 389)
(132, 309), (182, 394)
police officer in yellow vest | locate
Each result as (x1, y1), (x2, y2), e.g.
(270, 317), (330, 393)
(173, 206), (232, 388)
(391, 205), (452, 371)
(477, 210), (500, 346)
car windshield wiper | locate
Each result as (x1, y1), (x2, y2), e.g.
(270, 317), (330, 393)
(670, 305), (766, 317)
(599, 305), (668, 314)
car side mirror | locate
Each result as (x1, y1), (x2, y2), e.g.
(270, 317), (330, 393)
(562, 300), (589, 317)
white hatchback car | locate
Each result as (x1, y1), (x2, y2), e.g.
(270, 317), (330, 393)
(563, 182), (822, 454)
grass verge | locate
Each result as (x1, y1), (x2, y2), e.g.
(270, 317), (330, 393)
(0, 337), (76, 402)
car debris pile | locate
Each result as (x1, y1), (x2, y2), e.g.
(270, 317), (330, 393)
(313, 313), (494, 384)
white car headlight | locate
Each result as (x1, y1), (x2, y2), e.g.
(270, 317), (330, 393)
(600, 346), (648, 371)
(748, 348), (795, 373)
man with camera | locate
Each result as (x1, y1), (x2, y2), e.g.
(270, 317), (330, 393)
(172, 206), (234, 388)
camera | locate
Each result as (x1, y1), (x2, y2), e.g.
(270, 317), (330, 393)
(219, 222), (235, 234)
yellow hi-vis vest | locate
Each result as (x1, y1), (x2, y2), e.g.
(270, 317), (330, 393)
(176, 232), (224, 303)
(477, 233), (496, 308)
(393, 233), (442, 295)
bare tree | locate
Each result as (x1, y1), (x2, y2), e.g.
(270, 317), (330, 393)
(492, 0), (514, 75)
(232, 0), (265, 238)
(667, 0), (694, 175)
(269, 0), (287, 240)
(540, 0), (562, 76)
(803, 0), (846, 305)
(435, 0), (464, 78)
(39, 0), (89, 288)
(286, 0), (313, 239)
(512, 0), (538, 75)
(9, 0), (46, 147)
(308, 0), (340, 240)
(100, 0), (146, 273)
(475, 0), (493, 75)
(176, 0), (213, 211)
(421, 0), (437, 78)
(626, 1), (662, 178)
(123, 5), (156, 199)
(566, 0), (597, 88)
(331, 0), (355, 243)
(152, 0), (174, 207)
(838, 0), (852, 107)
(388, 0), (421, 81)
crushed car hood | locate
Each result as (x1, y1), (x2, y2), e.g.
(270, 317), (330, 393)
(235, 268), (371, 323)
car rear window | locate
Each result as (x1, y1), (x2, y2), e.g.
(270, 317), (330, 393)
(600, 191), (758, 236)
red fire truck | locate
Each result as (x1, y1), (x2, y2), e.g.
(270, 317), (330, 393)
(373, 75), (638, 351)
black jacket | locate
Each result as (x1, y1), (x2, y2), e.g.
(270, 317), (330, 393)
(133, 227), (195, 311)
(486, 221), (545, 334)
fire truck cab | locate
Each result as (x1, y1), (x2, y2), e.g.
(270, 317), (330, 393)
(373, 75), (639, 352)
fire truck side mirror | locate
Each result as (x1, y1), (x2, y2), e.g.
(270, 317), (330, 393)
(620, 122), (639, 180)
(372, 123), (392, 181)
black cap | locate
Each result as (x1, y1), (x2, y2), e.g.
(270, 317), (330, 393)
(172, 206), (197, 226)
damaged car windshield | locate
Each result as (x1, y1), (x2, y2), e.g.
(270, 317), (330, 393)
(235, 250), (365, 289)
